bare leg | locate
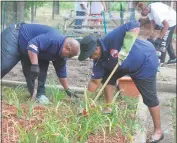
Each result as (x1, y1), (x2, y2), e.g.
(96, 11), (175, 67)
(103, 84), (116, 113)
(149, 106), (163, 140)
(104, 84), (115, 104)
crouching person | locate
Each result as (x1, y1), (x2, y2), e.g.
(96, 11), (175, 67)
(1, 23), (80, 104)
(78, 21), (164, 142)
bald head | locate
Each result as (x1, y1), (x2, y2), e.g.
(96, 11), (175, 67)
(67, 38), (80, 57)
(61, 38), (80, 58)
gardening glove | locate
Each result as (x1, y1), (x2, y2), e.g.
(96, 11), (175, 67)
(65, 88), (79, 98)
(154, 38), (163, 46)
(119, 32), (137, 62)
(30, 64), (40, 80)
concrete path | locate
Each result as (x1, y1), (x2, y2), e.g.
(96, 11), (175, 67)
(157, 67), (176, 84)
(146, 92), (176, 143)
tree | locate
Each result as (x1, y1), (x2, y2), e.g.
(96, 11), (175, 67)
(16, 1), (25, 22)
(52, 1), (55, 20)
(31, 1), (35, 22)
(54, 1), (60, 15)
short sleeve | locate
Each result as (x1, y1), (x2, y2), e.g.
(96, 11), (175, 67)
(91, 61), (105, 79)
(27, 33), (51, 54)
(52, 57), (67, 78)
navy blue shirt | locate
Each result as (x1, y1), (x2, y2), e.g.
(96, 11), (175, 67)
(18, 24), (67, 78)
(91, 21), (159, 80)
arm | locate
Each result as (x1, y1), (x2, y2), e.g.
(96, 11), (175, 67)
(28, 50), (38, 65)
(159, 20), (169, 39)
(149, 20), (156, 38)
(59, 78), (69, 90)
(27, 33), (51, 64)
(88, 79), (102, 93)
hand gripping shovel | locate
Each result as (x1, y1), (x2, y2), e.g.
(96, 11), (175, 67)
(82, 61), (120, 117)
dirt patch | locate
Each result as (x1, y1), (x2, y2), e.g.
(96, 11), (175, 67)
(88, 127), (127, 143)
(2, 101), (47, 143)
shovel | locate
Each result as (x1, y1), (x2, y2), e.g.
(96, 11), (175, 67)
(82, 61), (120, 116)
(31, 77), (38, 101)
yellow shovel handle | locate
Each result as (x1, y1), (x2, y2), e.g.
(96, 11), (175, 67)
(93, 62), (119, 102)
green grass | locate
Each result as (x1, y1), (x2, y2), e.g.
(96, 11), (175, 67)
(2, 84), (142, 143)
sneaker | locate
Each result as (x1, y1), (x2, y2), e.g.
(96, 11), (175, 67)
(167, 58), (177, 64)
(159, 63), (165, 67)
(36, 95), (50, 105)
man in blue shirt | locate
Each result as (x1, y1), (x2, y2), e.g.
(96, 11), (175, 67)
(1, 23), (80, 104)
(78, 21), (164, 142)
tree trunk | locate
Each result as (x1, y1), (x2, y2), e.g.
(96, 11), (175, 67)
(16, 1), (25, 22)
(31, 1), (35, 23)
(52, 1), (55, 20)
(34, 3), (37, 17)
(54, 1), (59, 15)
(5, 1), (17, 26)
(105, 2), (110, 11)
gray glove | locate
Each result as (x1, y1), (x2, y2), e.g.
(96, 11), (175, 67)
(65, 88), (79, 98)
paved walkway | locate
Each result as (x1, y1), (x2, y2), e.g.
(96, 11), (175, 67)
(146, 92), (176, 143)
(157, 66), (176, 84)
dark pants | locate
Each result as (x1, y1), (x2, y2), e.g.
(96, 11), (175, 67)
(21, 57), (49, 97)
(160, 26), (176, 63)
(1, 24), (48, 97)
(1, 24), (21, 77)
(75, 11), (86, 29)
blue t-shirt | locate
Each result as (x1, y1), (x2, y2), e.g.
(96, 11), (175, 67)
(91, 21), (159, 80)
(18, 24), (67, 78)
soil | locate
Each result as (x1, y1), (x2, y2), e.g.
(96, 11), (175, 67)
(88, 127), (127, 143)
(2, 101), (47, 143)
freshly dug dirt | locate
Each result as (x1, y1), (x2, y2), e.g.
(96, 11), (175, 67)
(88, 127), (127, 143)
(2, 101), (47, 143)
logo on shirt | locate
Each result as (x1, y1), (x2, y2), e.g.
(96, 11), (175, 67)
(110, 49), (118, 58)
(29, 44), (38, 51)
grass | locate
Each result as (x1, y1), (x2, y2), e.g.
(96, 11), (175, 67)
(2, 84), (142, 143)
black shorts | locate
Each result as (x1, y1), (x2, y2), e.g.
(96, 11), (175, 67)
(101, 71), (159, 107)
(133, 76), (159, 107)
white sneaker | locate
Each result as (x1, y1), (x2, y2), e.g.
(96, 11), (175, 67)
(36, 95), (50, 105)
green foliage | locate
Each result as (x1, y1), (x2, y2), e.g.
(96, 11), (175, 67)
(25, 1), (46, 19)
(111, 2), (127, 11)
(44, 1), (74, 10)
(60, 1), (74, 10)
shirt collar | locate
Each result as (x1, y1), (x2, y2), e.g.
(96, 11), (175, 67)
(58, 37), (67, 57)
(98, 38), (109, 60)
